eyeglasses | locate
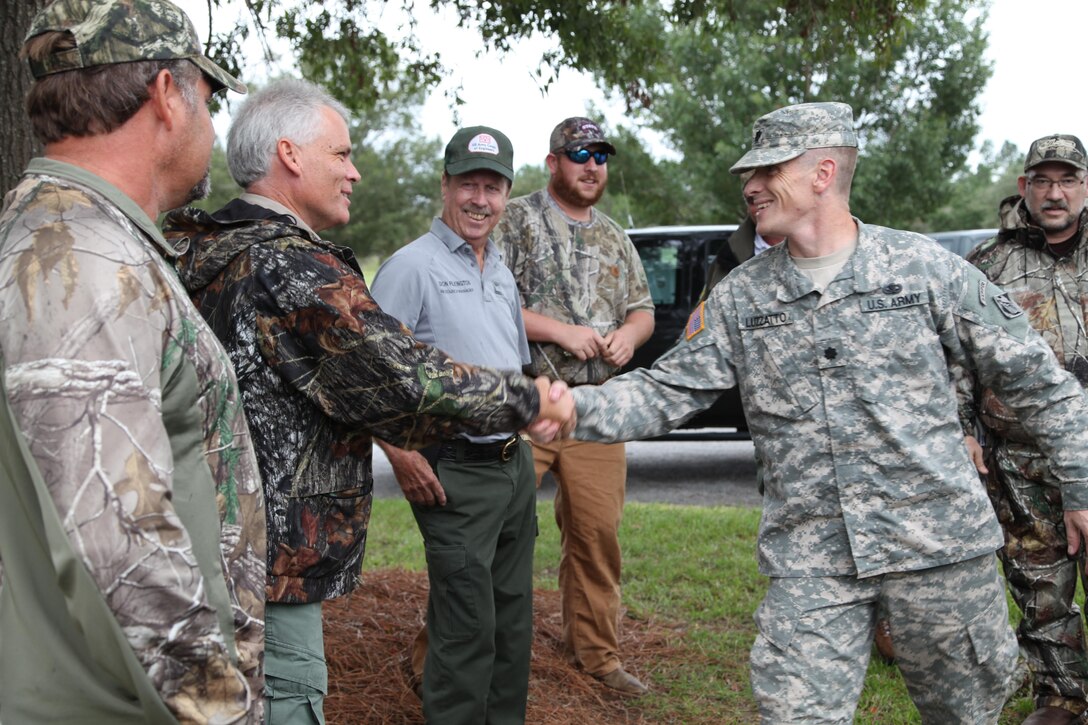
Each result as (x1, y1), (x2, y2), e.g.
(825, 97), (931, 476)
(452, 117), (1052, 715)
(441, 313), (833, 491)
(564, 149), (609, 165)
(1028, 176), (1084, 191)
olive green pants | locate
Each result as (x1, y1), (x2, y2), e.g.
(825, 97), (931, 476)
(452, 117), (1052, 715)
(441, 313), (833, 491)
(265, 601), (326, 725)
(414, 440), (536, 725)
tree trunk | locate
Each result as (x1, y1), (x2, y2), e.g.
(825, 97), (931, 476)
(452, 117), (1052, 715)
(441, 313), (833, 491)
(1, 0), (49, 199)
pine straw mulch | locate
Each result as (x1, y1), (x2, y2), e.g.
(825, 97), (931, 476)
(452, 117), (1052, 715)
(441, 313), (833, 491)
(323, 568), (697, 724)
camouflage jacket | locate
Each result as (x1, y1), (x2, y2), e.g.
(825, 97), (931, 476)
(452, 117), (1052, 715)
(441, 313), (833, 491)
(964, 197), (1088, 442)
(0, 159), (266, 722)
(572, 220), (1088, 578)
(493, 189), (654, 384)
(164, 200), (540, 603)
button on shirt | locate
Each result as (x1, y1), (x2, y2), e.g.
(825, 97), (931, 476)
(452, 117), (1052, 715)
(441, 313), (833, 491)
(571, 221), (1088, 578)
(371, 218), (531, 443)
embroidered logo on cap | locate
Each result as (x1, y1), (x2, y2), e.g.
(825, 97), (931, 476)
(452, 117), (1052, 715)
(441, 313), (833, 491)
(467, 133), (500, 155)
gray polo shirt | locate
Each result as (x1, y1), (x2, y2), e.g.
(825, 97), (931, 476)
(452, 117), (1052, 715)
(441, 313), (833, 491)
(371, 217), (531, 441)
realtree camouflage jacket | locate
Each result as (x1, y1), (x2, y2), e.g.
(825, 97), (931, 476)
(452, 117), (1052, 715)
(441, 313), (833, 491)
(0, 159), (266, 722)
(965, 198), (1088, 442)
(572, 221), (1088, 578)
(164, 200), (541, 604)
(493, 189), (654, 385)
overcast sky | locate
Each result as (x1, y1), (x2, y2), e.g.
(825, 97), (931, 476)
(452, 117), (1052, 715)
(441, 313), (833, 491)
(181, 0), (1087, 165)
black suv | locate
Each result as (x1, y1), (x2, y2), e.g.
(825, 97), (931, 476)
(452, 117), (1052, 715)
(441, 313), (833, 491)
(622, 225), (995, 439)
(623, 225), (746, 438)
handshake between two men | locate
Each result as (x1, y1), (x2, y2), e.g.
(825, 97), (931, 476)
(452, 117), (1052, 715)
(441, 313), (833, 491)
(527, 378), (578, 444)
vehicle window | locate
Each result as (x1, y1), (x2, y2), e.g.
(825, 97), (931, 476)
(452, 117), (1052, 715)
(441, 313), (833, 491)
(636, 239), (683, 305)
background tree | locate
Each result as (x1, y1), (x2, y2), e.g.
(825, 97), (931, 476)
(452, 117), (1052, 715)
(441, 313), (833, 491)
(1, 0), (49, 196)
(927, 140), (1021, 231)
(592, 0), (992, 229)
(1, 0), (927, 197)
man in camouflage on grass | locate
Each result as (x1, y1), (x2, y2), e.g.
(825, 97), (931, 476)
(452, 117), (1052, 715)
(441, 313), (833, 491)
(0, 0), (265, 721)
(164, 79), (572, 724)
(493, 116), (655, 696)
(965, 134), (1088, 725)
(566, 102), (1088, 722)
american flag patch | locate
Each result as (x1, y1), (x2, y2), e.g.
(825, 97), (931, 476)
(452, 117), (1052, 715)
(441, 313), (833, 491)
(685, 302), (706, 340)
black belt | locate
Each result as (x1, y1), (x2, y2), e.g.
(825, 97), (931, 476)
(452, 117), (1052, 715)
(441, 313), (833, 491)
(437, 435), (521, 463)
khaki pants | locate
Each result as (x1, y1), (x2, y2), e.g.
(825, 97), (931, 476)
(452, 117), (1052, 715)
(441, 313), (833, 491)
(533, 438), (627, 677)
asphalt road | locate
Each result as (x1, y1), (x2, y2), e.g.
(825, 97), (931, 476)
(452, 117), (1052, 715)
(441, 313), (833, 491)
(372, 436), (762, 508)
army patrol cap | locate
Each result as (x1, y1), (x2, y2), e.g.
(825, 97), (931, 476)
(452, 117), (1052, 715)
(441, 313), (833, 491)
(1024, 134), (1087, 173)
(549, 117), (618, 155)
(444, 126), (514, 183)
(730, 102), (857, 174)
(25, 0), (246, 94)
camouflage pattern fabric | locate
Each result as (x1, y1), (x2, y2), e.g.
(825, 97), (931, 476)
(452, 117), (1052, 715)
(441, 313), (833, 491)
(26, 0), (244, 92)
(0, 159), (266, 722)
(493, 189), (653, 385)
(966, 200), (1088, 713)
(750, 555), (1017, 723)
(572, 220), (1088, 578)
(164, 200), (541, 604)
(730, 101), (858, 174)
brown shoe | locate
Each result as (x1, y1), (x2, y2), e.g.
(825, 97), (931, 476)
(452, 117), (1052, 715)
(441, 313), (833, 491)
(1022, 706), (1079, 725)
(873, 618), (895, 663)
(595, 667), (649, 697)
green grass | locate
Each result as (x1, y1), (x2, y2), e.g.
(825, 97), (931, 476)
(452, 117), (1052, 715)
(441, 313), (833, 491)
(364, 498), (1052, 722)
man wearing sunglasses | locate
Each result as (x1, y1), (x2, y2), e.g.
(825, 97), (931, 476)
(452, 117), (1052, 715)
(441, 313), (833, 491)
(963, 134), (1088, 725)
(494, 117), (655, 697)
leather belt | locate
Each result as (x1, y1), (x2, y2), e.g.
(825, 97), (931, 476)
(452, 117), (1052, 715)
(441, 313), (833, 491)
(437, 435), (521, 463)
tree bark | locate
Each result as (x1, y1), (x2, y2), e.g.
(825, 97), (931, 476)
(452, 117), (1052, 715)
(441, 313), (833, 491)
(1, 0), (49, 198)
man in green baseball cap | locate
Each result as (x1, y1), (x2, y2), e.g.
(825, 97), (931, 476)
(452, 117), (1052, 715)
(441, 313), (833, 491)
(371, 124), (540, 724)
(0, 0), (264, 722)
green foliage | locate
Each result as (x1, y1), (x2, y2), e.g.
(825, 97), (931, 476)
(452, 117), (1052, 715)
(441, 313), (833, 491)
(926, 140), (1022, 231)
(592, 0), (993, 230)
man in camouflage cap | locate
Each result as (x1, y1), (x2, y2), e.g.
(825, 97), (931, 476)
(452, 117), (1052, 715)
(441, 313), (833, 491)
(566, 101), (1088, 721)
(493, 117), (655, 696)
(964, 133), (1088, 725)
(0, 0), (266, 722)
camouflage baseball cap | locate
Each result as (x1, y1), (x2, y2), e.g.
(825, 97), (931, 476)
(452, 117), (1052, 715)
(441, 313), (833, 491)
(549, 117), (617, 155)
(1024, 134), (1087, 173)
(445, 126), (514, 183)
(25, 0), (245, 94)
(730, 102), (857, 174)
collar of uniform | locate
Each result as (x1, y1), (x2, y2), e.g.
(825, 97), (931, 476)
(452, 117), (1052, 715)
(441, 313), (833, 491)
(28, 157), (174, 257)
(429, 216), (500, 263)
(773, 217), (879, 302)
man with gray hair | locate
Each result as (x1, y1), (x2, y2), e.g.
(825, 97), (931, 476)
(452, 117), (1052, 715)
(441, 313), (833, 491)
(965, 134), (1088, 725)
(0, 0), (264, 721)
(561, 102), (1088, 721)
(164, 79), (573, 724)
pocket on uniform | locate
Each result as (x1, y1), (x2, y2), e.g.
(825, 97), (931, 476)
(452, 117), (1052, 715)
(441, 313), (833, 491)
(935, 587), (1015, 665)
(965, 592), (1016, 666)
(753, 589), (801, 653)
(425, 545), (479, 641)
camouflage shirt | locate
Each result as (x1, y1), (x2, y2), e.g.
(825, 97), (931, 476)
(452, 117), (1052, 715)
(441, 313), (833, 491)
(494, 189), (653, 384)
(572, 221), (1088, 578)
(965, 198), (1088, 442)
(164, 200), (541, 604)
(0, 159), (266, 722)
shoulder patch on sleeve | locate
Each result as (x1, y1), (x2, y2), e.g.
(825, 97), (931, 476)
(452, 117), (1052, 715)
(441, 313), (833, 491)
(685, 302), (706, 340)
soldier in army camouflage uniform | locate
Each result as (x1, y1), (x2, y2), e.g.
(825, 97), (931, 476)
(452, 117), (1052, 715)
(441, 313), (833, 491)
(493, 117), (656, 696)
(964, 134), (1088, 725)
(567, 102), (1088, 723)
(0, 1), (265, 722)
(164, 79), (572, 725)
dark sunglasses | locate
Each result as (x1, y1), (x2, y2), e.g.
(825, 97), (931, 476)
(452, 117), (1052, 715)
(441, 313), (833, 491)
(564, 148), (609, 165)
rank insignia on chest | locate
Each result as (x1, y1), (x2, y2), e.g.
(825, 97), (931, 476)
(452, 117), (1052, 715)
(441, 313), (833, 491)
(685, 302), (706, 340)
